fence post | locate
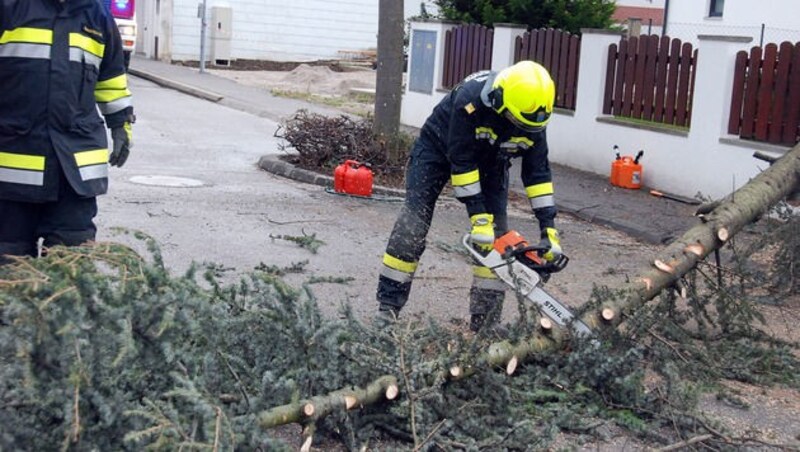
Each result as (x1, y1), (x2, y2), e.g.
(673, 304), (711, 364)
(574, 29), (625, 120)
(491, 23), (527, 71)
(400, 19), (458, 129)
(689, 35), (752, 146)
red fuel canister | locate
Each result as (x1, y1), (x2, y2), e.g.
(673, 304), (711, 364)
(335, 160), (373, 197)
(334, 161), (348, 193)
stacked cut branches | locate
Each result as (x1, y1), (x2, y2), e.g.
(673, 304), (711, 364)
(258, 143), (800, 428)
(275, 110), (410, 175)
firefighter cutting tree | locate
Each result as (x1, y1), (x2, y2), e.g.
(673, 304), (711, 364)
(0, 0), (134, 263)
(376, 60), (564, 332)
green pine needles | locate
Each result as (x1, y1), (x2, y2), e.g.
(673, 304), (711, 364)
(1, 213), (798, 450)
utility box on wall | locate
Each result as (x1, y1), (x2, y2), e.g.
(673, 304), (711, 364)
(409, 30), (436, 94)
(210, 6), (232, 66)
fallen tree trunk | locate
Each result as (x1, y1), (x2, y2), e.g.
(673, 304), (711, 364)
(258, 143), (800, 429)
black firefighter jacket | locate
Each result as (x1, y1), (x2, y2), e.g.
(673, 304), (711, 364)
(0, 0), (133, 203)
(418, 70), (557, 230)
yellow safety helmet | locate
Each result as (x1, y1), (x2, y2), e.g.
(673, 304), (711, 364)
(490, 61), (555, 132)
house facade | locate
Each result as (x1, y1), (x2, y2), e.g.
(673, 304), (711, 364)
(612, 0), (665, 36)
(135, 0), (434, 63)
(665, 0), (800, 45)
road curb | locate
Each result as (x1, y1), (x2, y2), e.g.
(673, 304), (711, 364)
(258, 155), (407, 198)
(128, 68), (225, 103)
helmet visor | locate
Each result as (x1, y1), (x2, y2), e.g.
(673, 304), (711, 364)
(504, 110), (549, 133)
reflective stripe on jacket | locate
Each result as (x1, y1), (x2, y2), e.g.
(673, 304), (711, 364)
(0, 0), (132, 202)
(417, 70), (557, 228)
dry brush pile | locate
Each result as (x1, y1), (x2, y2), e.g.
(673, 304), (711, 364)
(274, 110), (413, 187)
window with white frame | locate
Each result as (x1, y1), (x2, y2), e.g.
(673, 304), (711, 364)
(709, 0), (724, 17)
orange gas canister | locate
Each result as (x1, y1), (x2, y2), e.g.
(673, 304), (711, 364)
(335, 159), (374, 197)
(610, 145), (622, 186)
(616, 150), (644, 189)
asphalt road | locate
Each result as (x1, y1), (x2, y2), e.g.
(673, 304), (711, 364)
(97, 76), (659, 325)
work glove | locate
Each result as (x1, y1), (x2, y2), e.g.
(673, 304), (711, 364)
(537, 227), (562, 262)
(110, 122), (132, 167)
(469, 213), (495, 253)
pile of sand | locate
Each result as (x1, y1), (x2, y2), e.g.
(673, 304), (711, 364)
(277, 64), (374, 96)
(210, 64), (376, 97)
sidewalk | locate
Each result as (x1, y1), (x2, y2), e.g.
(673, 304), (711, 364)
(128, 56), (701, 245)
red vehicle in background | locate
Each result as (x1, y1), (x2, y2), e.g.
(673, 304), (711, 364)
(104, 0), (136, 70)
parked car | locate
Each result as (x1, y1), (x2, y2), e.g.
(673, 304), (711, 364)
(104, 0), (136, 70)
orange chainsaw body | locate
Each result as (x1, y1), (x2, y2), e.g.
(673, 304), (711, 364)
(494, 230), (545, 266)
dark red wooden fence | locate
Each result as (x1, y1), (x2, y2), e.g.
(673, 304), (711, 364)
(514, 28), (581, 110)
(728, 41), (800, 146)
(441, 24), (494, 89)
(603, 35), (698, 128)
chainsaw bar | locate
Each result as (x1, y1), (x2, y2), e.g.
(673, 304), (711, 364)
(462, 234), (593, 337)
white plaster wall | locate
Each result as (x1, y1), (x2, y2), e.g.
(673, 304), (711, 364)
(170, 0), (381, 61)
(667, 0), (800, 44)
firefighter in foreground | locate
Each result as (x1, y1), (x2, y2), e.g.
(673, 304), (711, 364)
(0, 0), (134, 263)
(376, 61), (562, 331)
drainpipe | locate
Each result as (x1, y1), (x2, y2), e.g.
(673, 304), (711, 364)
(199, 0), (207, 73)
(662, 0), (670, 36)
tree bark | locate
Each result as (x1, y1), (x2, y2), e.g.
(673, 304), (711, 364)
(373, 0), (404, 140)
(258, 143), (800, 429)
(258, 375), (398, 429)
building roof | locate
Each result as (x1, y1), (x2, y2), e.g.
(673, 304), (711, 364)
(612, 6), (665, 26)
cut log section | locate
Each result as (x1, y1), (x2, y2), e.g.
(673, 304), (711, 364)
(258, 375), (399, 429)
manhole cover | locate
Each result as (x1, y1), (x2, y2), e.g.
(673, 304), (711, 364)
(129, 175), (206, 188)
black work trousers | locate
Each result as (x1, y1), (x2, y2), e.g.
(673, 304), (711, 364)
(377, 138), (510, 314)
(0, 171), (98, 263)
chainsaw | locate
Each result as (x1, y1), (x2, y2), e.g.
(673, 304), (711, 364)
(462, 230), (593, 337)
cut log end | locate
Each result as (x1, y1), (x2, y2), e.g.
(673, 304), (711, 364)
(654, 259), (675, 274)
(506, 356), (519, 375)
(449, 366), (462, 378)
(684, 243), (705, 257)
(385, 384), (399, 400)
(344, 395), (358, 410)
(717, 227), (730, 242)
(601, 308), (616, 321)
(303, 403), (315, 417)
(539, 317), (553, 331)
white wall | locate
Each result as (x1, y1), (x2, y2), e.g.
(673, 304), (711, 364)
(401, 22), (794, 200)
(167, 0), (439, 62)
(667, 0), (800, 45)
